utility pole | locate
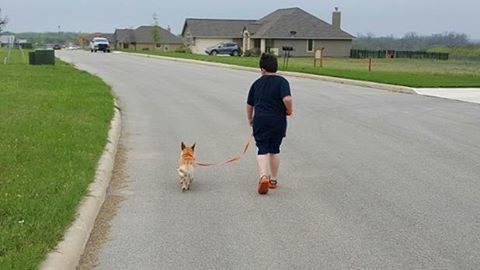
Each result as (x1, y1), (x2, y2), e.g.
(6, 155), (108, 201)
(58, 25), (61, 46)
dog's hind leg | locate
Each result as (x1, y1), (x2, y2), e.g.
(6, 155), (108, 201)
(180, 176), (188, 192)
(188, 174), (194, 190)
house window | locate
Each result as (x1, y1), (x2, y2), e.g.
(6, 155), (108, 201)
(123, 43), (129, 49)
(307, 39), (314, 52)
(156, 43), (161, 48)
(266, 39), (274, 51)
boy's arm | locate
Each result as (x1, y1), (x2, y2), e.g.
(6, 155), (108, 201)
(246, 104), (254, 126)
(283, 95), (293, 116)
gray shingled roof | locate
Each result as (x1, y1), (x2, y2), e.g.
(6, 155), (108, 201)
(183, 19), (256, 38)
(253, 8), (354, 39)
(134, 26), (183, 44)
(182, 8), (354, 40)
(244, 22), (263, 35)
(114, 29), (133, 43)
(114, 26), (183, 44)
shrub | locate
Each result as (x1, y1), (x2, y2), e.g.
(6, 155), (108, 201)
(175, 45), (192, 54)
(244, 49), (260, 57)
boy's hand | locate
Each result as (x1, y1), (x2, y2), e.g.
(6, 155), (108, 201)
(246, 105), (254, 126)
(282, 96), (293, 117)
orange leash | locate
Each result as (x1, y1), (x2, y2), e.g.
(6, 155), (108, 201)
(196, 135), (253, 167)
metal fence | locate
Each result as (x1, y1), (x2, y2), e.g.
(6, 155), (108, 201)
(350, 49), (449, 60)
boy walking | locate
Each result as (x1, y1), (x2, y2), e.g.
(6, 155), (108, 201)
(246, 53), (293, 195)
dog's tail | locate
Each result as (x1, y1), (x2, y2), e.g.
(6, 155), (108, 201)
(177, 168), (187, 177)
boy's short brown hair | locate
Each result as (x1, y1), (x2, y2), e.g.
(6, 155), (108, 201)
(259, 53), (278, 73)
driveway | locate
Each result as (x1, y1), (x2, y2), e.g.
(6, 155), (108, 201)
(57, 50), (480, 269)
(414, 88), (480, 104)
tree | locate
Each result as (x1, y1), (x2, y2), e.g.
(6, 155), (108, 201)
(0, 8), (8, 33)
(128, 28), (136, 51)
(353, 32), (472, 51)
(151, 13), (161, 50)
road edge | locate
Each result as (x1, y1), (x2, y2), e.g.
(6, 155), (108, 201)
(117, 51), (416, 95)
(39, 102), (122, 270)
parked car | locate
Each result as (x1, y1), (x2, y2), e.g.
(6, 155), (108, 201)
(90, 37), (110, 53)
(53, 44), (62, 50)
(205, 42), (241, 56)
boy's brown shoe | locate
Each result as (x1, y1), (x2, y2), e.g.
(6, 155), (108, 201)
(257, 175), (269, 195)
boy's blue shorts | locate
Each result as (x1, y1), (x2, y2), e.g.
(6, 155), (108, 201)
(255, 137), (284, 155)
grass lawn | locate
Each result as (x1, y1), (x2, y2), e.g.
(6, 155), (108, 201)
(125, 50), (480, 87)
(0, 49), (114, 269)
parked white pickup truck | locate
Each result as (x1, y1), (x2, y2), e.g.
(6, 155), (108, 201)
(90, 37), (111, 53)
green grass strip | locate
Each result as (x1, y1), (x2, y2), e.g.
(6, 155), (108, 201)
(0, 49), (114, 270)
(289, 66), (480, 88)
(127, 50), (480, 87)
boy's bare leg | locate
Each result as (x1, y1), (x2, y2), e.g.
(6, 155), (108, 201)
(256, 154), (270, 177)
(269, 154), (280, 180)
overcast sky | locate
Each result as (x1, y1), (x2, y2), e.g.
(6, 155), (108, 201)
(1, 0), (479, 39)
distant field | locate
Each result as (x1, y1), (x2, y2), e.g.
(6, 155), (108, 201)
(122, 50), (480, 87)
(0, 48), (113, 270)
(429, 45), (480, 61)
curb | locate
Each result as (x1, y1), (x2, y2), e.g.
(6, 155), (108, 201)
(40, 103), (122, 270)
(118, 51), (416, 95)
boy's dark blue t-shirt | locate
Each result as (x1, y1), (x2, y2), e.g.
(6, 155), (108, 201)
(247, 75), (291, 140)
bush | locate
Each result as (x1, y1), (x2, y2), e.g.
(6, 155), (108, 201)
(18, 43), (33, 49)
(174, 45), (192, 54)
(243, 48), (260, 57)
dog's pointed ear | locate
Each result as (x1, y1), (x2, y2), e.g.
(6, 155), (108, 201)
(181, 141), (186, 150)
(191, 143), (196, 151)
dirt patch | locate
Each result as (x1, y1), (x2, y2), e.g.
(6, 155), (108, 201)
(78, 142), (128, 269)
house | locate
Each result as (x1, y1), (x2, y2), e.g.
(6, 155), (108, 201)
(114, 26), (184, 52)
(0, 35), (15, 47)
(182, 7), (354, 57)
(182, 19), (256, 54)
(16, 39), (32, 49)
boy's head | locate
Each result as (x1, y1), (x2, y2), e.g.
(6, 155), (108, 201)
(259, 53), (278, 73)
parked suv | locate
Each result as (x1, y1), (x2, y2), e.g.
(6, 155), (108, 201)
(90, 37), (111, 53)
(205, 42), (241, 56)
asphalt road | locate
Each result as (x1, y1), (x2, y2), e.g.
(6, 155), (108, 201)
(57, 50), (480, 270)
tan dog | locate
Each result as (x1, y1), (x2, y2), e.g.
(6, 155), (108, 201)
(177, 142), (195, 192)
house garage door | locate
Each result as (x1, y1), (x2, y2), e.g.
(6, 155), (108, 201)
(193, 38), (233, 54)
